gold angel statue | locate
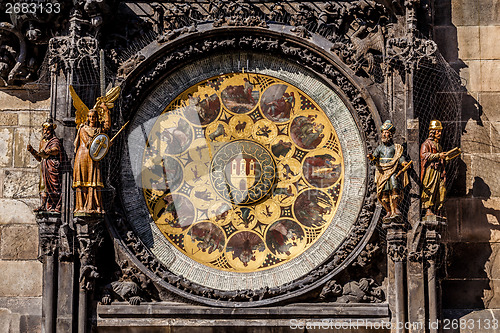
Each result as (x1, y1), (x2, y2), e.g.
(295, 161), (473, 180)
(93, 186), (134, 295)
(69, 86), (120, 215)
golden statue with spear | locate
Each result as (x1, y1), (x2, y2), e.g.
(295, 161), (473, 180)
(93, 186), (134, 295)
(69, 85), (127, 215)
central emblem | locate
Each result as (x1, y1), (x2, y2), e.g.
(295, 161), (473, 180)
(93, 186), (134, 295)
(211, 140), (276, 205)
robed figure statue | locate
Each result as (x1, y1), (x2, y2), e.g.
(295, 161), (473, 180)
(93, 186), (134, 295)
(73, 105), (110, 215)
(27, 118), (62, 213)
(70, 86), (120, 216)
(368, 120), (410, 219)
(420, 120), (461, 217)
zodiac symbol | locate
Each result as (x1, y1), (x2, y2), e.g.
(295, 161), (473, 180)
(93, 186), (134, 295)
(209, 123), (226, 141)
(235, 121), (247, 133)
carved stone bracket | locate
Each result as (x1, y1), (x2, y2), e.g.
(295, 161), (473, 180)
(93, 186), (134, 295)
(407, 216), (446, 263)
(383, 217), (407, 262)
(319, 278), (385, 303)
(36, 213), (62, 260)
(422, 216), (446, 262)
(101, 260), (150, 306)
(386, 36), (438, 71)
(74, 216), (104, 291)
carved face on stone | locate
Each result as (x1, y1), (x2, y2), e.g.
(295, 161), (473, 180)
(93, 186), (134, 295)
(88, 110), (98, 127)
(42, 124), (55, 140)
(430, 129), (442, 142)
(381, 129), (393, 144)
(434, 129), (442, 141)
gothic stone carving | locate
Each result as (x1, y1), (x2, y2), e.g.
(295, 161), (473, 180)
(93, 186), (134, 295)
(328, 0), (390, 76)
(0, 0), (116, 85)
(384, 217), (407, 262)
(116, 32), (380, 305)
(319, 278), (384, 303)
(388, 243), (407, 262)
(36, 215), (61, 260)
(386, 36), (438, 70)
(74, 217), (104, 291)
(423, 215), (446, 261)
(48, 35), (99, 73)
(352, 243), (380, 268)
(108, 0), (437, 82)
(101, 261), (154, 305)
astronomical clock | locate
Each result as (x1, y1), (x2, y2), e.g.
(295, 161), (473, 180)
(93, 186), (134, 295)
(17, 1), (459, 331)
(119, 51), (375, 304)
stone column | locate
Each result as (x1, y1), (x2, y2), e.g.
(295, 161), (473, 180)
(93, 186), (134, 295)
(74, 216), (104, 333)
(384, 217), (407, 333)
(36, 213), (61, 333)
(423, 216), (446, 333)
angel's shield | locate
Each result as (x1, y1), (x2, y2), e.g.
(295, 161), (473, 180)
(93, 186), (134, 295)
(89, 133), (110, 161)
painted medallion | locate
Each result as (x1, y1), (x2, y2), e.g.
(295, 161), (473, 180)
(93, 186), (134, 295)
(142, 73), (344, 272)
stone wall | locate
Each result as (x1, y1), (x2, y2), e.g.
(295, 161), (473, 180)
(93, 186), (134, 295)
(0, 88), (50, 332)
(434, 0), (500, 321)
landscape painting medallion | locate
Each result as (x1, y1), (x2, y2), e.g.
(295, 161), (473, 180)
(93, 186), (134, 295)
(142, 73), (345, 272)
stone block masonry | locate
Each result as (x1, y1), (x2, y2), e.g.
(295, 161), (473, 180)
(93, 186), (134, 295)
(0, 87), (50, 333)
(435, 0), (500, 325)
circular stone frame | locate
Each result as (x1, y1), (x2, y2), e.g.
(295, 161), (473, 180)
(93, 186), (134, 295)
(112, 28), (381, 307)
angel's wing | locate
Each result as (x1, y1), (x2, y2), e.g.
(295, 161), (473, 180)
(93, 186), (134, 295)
(93, 86), (121, 122)
(69, 85), (90, 128)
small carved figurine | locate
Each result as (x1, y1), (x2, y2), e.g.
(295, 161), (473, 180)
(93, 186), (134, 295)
(101, 261), (144, 305)
(368, 120), (410, 219)
(27, 118), (62, 213)
(70, 86), (121, 215)
(336, 278), (383, 303)
(420, 120), (461, 217)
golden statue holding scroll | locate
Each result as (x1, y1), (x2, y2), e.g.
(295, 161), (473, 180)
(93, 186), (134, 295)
(420, 120), (461, 217)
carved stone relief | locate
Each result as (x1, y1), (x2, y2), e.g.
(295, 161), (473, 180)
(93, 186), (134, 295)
(319, 278), (384, 303)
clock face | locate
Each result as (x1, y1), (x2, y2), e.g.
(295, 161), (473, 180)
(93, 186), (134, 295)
(141, 73), (344, 272)
(122, 53), (368, 292)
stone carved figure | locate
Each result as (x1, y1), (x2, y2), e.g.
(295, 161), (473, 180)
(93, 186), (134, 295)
(368, 120), (409, 218)
(73, 106), (110, 215)
(101, 261), (145, 305)
(337, 278), (383, 303)
(319, 278), (384, 303)
(420, 120), (460, 217)
(70, 86), (120, 215)
(27, 118), (62, 213)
